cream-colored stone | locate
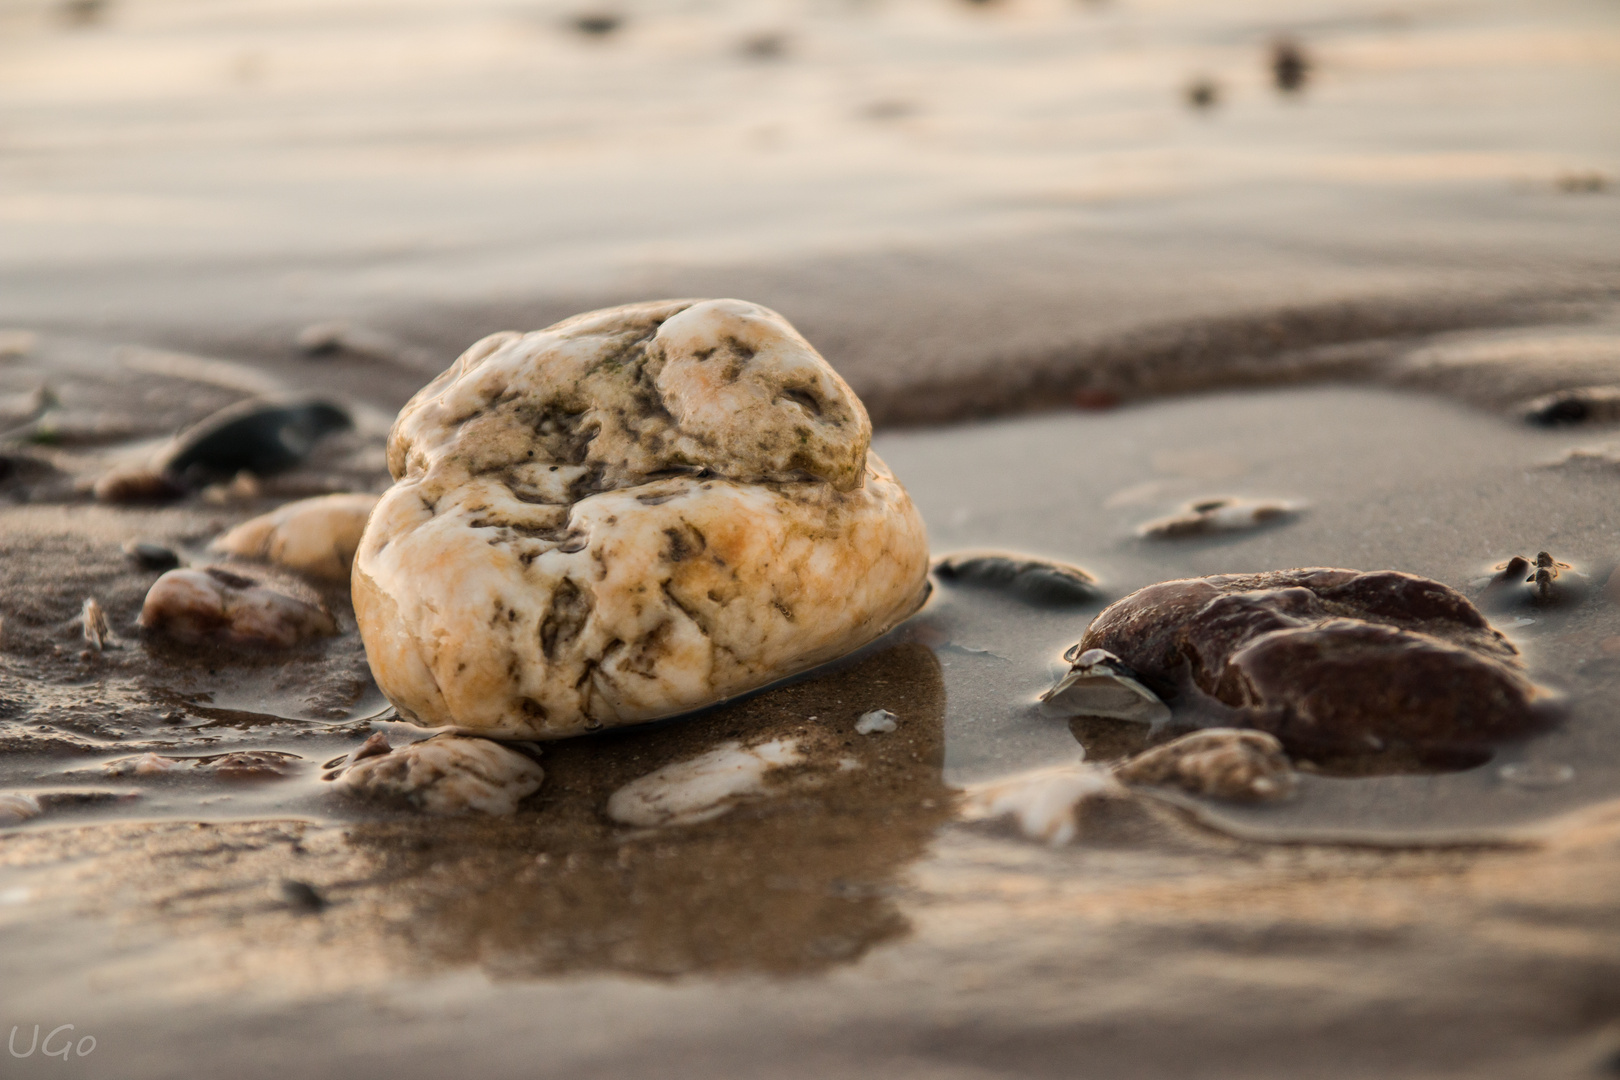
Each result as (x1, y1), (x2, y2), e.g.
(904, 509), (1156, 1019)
(212, 493), (379, 581)
(353, 299), (930, 737)
(334, 734), (544, 815)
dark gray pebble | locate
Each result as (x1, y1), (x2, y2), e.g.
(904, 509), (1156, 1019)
(279, 879), (327, 913)
(932, 551), (1102, 606)
(125, 540), (180, 571)
(159, 398), (352, 486)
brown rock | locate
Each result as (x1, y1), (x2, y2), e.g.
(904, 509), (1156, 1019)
(1078, 569), (1558, 759)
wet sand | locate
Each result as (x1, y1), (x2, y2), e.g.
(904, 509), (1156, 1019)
(4, 0), (1620, 1075)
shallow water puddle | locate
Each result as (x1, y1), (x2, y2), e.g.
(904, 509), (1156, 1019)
(881, 385), (1620, 839)
(4, 385), (1620, 848)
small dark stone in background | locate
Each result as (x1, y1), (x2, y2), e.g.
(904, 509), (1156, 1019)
(1185, 77), (1220, 110)
(739, 31), (788, 60)
(570, 12), (621, 36)
(1556, 171), (1609, 194)
(933, 551), (1102, 607)
(56, 0), (108, 28)
(279, 879), (327, 913)
(1270, 37), (1310, 93)
(160, 398), (352, 486)
(125, 540), (180, 572)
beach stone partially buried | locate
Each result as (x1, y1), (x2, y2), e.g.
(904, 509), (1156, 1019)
(1077, 568), (1559, 760)
(333, 734), (544, 815)
(138, 566), (337, 649)
(211, 492), (379, 582)
(352, 299), (931, 737)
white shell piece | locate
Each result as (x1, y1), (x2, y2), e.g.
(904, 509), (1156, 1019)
(1039, 648), (1171, 724)
(855, 709), (898, 735)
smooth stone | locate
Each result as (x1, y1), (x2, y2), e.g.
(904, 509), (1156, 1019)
(353, 299), (931, 738)
(159, 398), (352, 485)
(931, 550), (1101, 606)
(138, 566), (337, 649)
(1077, 568), (1559, 760)
(1112, 728), (1296, 802)
(211, 493), (379, 582)
(333, 734), (544, 815)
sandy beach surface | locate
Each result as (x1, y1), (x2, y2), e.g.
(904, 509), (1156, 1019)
(3, 0), (1620, 1076)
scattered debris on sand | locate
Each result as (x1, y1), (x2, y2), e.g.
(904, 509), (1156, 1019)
(353, 299), (930, 737)
(331, 734), (544, 816)
(1077, 568), (1559, 761)
(138, 566), (337, 649)
(211, 492), (378, 582)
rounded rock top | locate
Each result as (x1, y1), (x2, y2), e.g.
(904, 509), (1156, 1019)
(353, 299), (931, 739)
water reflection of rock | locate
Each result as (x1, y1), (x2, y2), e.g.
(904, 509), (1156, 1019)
(335, 641), (949, 978)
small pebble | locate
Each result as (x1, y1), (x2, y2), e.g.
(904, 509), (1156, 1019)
(570, 11), (620, 36)
(279, 879), (327, 913)
(1185, 77), (1220, 109)
(1271, 37), (1310, 92)
(125, 540), (181, 571)
(160, 398), (352, 486)
(855, 709), (898, 735)
(1112, 728), (1296, 802)
(0, 793), (42, 826)
(1079, 568), (1556, 759)
(0, 330), (37, 360)
(1137, 497), (1298, 539)
(138, 566), (337, 649)
(932, 551), (1101, 606)
(335, 734), (544, 815)
(211, 492), (379, 582)
(1523, 386), (1620, 426)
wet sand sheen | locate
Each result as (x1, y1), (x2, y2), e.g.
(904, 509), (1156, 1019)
(5, 383), (1620, 844)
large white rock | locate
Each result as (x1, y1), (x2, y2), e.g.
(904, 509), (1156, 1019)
(353, 299), (930, 738)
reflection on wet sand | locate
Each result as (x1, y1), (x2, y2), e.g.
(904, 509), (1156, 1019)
(1, 643), (948, 982)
